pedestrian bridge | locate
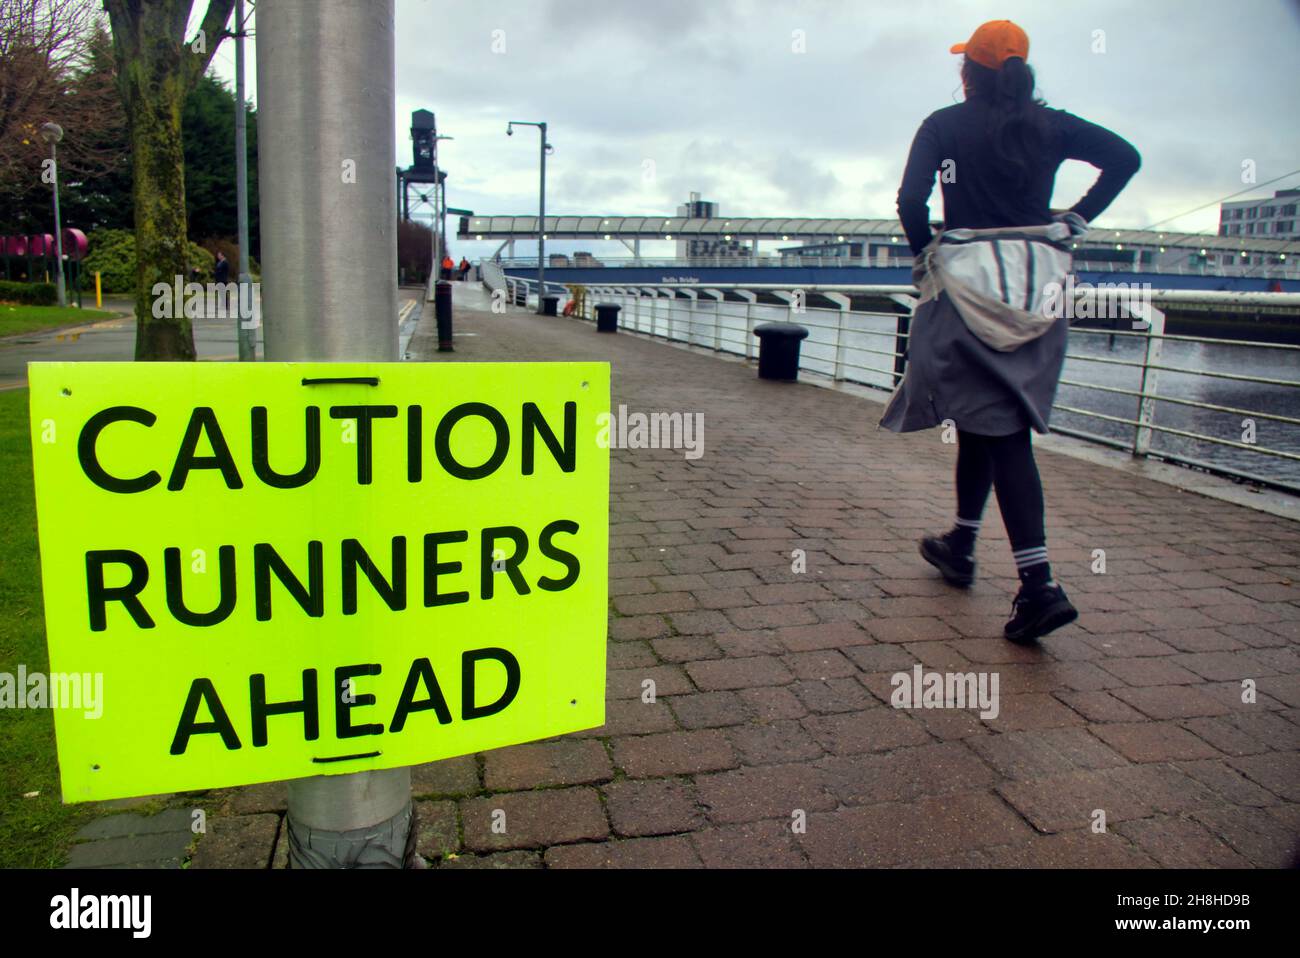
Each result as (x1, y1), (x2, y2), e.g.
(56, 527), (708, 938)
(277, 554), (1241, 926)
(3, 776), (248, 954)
(461, 214), (1298, 281)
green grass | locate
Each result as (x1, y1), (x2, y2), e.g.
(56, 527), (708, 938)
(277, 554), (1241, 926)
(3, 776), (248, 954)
(0, 388), (96, 867)
(0, 305), (115, 338)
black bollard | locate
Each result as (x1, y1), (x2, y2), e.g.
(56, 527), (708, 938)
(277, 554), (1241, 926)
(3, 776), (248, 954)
(753, 322), (810, 381)
(542, 294), (559, 316)
(435, 280), (453, 352)
(594, 302), (620, 333)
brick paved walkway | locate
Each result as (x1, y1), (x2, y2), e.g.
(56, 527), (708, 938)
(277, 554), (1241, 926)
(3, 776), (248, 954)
(71, 284), (1300, 868)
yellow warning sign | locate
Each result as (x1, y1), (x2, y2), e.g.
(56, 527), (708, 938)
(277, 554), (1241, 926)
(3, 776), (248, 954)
(27, 361), (610, 802)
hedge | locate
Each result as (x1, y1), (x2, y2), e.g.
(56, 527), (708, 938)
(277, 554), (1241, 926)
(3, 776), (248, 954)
(79, 229), (215, 294)
(0, 280), (57, 306)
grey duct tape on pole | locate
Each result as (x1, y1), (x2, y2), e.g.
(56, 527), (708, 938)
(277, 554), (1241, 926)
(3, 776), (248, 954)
(255, 0), (415, 868)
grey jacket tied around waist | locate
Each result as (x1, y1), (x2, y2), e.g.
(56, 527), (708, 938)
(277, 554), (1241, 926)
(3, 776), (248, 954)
(879, 212), (1087, 437)
(915, 211), (1089, 352)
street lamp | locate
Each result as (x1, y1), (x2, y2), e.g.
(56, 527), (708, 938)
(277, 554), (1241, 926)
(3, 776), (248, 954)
(234, 0), (255, 359)
(39, 122), (66, 307)
(507, 120), (552, 313)
(432, 134), (453, 280)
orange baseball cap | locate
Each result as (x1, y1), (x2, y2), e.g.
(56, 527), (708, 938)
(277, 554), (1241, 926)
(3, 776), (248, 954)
(950, 20), (1029, 70)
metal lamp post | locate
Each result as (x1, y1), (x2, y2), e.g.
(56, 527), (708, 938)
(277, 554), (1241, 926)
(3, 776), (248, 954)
(258, 0), (412, 869)
(431, 134), (453, 284)
(38, 122), (66, 307)
(507, 121), (551, 313)
(234, 0), (255, 359)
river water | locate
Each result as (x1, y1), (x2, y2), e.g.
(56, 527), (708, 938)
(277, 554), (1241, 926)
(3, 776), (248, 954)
(608, 295), (1300, 491)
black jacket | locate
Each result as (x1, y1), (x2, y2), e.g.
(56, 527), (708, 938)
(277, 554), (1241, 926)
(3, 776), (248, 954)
(897, 96), (1140, 256)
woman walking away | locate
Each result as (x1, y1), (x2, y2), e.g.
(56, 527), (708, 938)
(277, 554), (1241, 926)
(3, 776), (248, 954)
(881, 20), (1140, 644)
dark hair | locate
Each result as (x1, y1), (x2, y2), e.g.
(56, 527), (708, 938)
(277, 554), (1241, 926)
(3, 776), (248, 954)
(961, 55), (1049, 185)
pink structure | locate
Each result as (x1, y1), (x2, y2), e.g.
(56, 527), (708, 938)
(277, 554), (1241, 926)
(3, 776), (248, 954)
(62, 228), (88, 261)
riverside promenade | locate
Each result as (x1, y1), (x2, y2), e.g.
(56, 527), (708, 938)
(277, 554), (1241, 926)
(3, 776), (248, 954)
(70, 282), (1300, 868)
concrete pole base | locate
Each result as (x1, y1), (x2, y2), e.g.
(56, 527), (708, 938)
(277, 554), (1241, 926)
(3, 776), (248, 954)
(285, 767), (415, 869)
(286, 800), (418, 869)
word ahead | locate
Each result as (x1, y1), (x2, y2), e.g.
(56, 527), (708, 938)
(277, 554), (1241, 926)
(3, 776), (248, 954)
(28, 362), (610, 803)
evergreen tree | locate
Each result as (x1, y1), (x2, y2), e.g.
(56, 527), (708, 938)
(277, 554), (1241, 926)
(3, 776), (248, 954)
(183, 72), (258, 252)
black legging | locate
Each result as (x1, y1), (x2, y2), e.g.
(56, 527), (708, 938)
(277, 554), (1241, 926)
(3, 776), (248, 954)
(955, 429), (1045, 553)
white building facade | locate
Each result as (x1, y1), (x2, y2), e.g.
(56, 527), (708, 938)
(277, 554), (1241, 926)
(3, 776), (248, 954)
(1220, 189), (1300, 241)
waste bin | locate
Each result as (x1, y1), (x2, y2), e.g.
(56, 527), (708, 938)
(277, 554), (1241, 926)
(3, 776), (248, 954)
(541, 294), (559, 316)
(594, 302), (620, 333)
(752, 322), (809, 381)
(435, 280), (453, 352)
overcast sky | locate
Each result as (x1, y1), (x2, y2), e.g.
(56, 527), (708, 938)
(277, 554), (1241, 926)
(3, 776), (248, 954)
(208, 0), (1300, 259)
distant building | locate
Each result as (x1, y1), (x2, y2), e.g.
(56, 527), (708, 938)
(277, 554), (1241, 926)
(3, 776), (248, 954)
(780, 237), (910, 266)
(573, 251), (602, 267)
(548, 253), (570, 267)
(1219, 189), (1300, 240)
(778, 240), (865, 263)
(675, 192), (754, 260)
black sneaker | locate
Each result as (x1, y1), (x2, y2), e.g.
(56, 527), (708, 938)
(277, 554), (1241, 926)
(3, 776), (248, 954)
(1004, 582), (1078, 644)
(919, 533), (975, 588)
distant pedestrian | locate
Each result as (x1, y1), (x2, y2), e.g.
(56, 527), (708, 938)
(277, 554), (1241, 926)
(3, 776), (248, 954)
(458, 257), (471, 280)
(881, 19), (1140, 643)
(441, 254), (454, 281)
(214, 251), (230, 285)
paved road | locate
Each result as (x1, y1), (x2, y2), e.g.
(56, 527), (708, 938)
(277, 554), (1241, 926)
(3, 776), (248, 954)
(67, 281), (1300, 869)
(0, 288), (423, 390)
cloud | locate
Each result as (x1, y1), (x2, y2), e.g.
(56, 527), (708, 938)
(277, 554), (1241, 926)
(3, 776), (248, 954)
(208, 0), (1300, 260)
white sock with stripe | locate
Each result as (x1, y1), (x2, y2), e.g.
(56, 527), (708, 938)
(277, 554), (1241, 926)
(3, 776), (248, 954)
(1012, 545), (1053, 586)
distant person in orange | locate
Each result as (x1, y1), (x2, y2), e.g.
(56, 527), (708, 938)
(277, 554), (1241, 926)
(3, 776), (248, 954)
(441, 254), (454, 280)
(458, 256), (471, 280)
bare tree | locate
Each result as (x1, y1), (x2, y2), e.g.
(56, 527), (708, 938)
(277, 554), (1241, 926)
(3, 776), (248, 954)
(104, 0), (234, 360)
(0, 0), (123, 215)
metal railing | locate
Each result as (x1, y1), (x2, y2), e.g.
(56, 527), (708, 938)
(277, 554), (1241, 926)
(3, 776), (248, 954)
(563, 282), (1300, 495)
(500, 255), (915, 270)
(1070, 259), (1298, 279)
(495, 255), (1300, 279)
(495, 273), (572, 309)
(479, 259), (509, 294)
